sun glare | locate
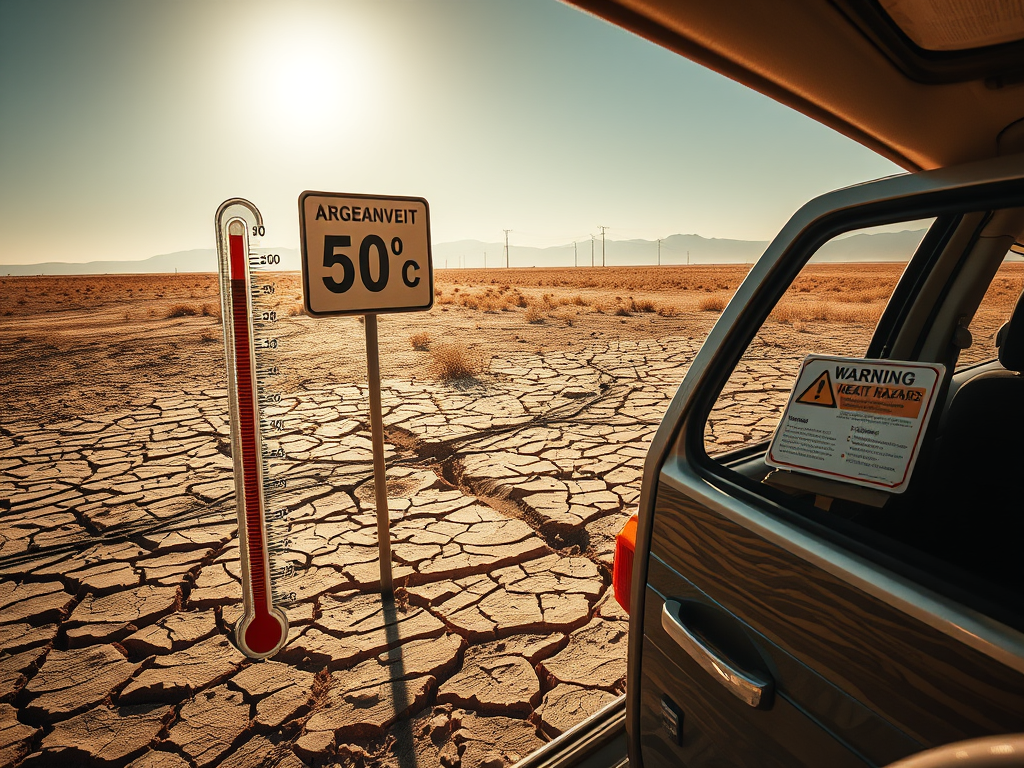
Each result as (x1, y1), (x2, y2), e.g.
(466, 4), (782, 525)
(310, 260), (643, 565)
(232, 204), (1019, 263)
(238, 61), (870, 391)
(243, 12), (382, 143)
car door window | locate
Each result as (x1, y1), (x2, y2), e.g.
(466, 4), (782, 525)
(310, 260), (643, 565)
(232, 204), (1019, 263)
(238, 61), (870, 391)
(698, 214), (1023, 627)
(704, 222), (931, 456)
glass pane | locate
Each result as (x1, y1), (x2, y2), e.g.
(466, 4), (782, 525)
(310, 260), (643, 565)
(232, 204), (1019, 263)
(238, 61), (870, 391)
(957, 253), (1024, 370)
(704, 222), (931, 455)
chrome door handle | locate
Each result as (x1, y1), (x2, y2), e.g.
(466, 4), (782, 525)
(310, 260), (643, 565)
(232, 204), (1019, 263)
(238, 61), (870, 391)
(661, 599), (774, 708)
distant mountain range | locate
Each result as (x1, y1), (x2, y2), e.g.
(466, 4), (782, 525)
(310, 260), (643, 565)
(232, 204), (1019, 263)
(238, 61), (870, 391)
(1, 230), (928, 275)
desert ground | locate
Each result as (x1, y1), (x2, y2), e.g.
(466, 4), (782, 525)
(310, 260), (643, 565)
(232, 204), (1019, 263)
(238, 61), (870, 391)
(0, 263), (1020, 767)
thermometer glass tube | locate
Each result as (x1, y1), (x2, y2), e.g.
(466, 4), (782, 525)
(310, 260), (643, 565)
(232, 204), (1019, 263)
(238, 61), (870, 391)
(215, 199), (289, 659)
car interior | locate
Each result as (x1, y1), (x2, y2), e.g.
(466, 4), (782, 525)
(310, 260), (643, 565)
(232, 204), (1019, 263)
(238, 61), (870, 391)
(701, 209), (1024, 633)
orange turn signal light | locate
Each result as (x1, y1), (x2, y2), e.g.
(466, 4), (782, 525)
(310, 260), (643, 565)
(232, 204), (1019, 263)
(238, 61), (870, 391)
(613, 513), (638, 614)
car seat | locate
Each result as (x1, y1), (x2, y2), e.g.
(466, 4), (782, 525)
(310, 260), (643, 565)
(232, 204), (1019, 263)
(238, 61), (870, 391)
(922, 289), (1024, 588)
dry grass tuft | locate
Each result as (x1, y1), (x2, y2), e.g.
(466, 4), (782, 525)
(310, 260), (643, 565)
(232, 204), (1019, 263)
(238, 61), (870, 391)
(525, 305), (545, 324)
(166, 303), (200, 318)
(430, 343), (483, 382)
(199, 330), (218, 343)
(698, 295), (728, 312)
(409, 331), (432, 351)
(656, 304), (680, 317)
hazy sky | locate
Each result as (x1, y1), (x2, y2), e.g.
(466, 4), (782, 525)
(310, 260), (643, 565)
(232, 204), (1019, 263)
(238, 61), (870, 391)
(0, 0), (901, 265)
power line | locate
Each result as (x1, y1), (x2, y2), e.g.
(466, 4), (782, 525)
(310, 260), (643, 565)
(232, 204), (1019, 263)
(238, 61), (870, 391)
(590, 235), (595, 267)
(574, 242), (578, 267)
(503, 229), (512, 268)
(657, 238), (661, 266)
(598, 226), (608, 267)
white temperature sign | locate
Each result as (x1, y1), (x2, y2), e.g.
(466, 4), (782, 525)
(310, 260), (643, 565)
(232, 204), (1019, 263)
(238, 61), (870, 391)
(299, 192), (433, 316)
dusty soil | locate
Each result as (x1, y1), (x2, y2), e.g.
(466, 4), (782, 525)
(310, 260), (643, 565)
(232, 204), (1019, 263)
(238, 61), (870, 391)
(0, 263), (1019, 767)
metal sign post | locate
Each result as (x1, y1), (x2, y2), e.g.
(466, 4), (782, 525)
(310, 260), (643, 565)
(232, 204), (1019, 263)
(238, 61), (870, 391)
(363, 313), (393, 592)
(298, 191), (433, 596)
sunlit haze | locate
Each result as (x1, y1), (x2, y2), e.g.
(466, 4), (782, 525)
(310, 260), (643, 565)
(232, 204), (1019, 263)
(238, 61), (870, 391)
(0, 0), (901, 265)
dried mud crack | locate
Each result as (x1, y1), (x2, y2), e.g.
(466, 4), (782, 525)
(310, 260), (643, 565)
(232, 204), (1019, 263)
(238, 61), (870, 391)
(0, 269), (889, 767)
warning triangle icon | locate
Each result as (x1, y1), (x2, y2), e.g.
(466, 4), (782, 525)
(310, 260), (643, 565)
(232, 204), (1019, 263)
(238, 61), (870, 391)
(796, 370), (837, 408)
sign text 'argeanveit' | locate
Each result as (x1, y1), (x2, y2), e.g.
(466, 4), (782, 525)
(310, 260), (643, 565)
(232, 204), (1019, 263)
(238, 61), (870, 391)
(766, 355), (944, 493)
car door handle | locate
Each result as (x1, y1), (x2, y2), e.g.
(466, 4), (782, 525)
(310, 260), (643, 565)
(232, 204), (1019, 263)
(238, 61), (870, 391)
(662, 599), (774, 708)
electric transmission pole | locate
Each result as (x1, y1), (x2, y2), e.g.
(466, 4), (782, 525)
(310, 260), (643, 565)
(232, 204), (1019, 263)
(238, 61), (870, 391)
(598, 226), (608, 267)
(574, 242), (578, 267)
(590, 236), (595, 267)
(503, 229), (511, 268)
(657, 238), (661, 266)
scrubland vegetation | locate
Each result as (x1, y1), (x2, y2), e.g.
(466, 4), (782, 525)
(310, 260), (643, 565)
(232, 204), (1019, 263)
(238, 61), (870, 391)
(2, 264), (1019, 335)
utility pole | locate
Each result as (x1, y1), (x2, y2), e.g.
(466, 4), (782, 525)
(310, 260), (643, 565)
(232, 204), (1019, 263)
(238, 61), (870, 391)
(503, 229), (511, 268)
(657, 239), (661, 266)
(590, 236), (595, 267)
(574, 242), (578, 267)
(598, 226), (608, 267)
(687, 250), (690, 266)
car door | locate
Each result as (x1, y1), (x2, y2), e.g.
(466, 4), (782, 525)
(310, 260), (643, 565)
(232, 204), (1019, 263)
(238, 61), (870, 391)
(626, 156), (1024, 767)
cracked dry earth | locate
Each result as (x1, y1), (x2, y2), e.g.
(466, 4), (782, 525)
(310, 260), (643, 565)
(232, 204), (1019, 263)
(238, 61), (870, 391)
(0, 274), (879, 768)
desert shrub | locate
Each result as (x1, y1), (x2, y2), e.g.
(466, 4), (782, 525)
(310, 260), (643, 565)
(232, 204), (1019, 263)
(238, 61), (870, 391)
(698, 295), (728, 312)
(525, 305), (545, 324)
(430, 343), (482, 382)
(769, 303), (799, 324)
(770, 300), (883, 325)
(633, 298), (656, 312)
(656, 304), (680, 317)
(200, 302), (219, 317)
(613, 306), (632, 317)
(288, 304), (304, 317)
(409, 331), (432, 351)
(166, 303), (199, 318)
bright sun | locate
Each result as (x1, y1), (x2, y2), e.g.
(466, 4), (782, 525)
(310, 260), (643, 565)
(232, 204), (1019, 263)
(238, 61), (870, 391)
(244, 11), (382, 142)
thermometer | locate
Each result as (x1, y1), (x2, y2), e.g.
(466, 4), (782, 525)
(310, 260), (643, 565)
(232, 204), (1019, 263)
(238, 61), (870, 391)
(215, 198), (289, 659)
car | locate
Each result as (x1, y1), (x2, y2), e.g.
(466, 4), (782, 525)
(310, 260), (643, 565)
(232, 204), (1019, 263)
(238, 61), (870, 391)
(515, 1), (1024, 766)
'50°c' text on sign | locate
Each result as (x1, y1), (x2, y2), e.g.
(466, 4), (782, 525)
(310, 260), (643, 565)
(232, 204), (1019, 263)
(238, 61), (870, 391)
(299, 191), (433, 317)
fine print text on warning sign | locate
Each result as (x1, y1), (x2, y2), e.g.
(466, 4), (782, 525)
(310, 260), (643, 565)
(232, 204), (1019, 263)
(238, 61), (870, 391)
(766, 355), (945, 493)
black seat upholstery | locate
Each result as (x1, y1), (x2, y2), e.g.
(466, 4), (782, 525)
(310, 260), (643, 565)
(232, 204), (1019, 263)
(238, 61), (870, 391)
(924, 290), (1024, 587)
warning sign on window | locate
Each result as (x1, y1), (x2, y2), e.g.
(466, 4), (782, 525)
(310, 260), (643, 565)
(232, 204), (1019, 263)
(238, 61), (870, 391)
(766, 355), (945, 493)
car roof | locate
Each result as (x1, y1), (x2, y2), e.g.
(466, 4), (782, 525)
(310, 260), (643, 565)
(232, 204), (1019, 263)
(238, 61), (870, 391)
(565, 0), (1024, 171)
